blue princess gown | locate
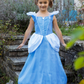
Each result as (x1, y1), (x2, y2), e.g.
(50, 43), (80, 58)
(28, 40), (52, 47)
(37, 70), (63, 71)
(18, 11), (67, 84)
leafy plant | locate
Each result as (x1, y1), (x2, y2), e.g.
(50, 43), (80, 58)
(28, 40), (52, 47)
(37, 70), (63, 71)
(66, 26), (84, 84)
(66, 26), (84, 49)
(0, 20), (20, 56)
(79, 79), (84, 84)
(0, 65), (10, 84)
(0, 20), (20, 34)
(15, 77), (18, 84)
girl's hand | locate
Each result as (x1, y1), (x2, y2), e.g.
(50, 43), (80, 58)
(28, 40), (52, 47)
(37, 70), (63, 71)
(17, 43), (24, 49)
(62, 43), (70, 49)
(62, 43), (66, 47)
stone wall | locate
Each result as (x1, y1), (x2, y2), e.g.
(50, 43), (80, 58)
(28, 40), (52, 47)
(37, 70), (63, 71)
(60, 36), (84, 66)
(60, 36), (84, 81)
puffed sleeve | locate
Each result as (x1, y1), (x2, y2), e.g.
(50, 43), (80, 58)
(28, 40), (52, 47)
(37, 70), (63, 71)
(50, 11), (59, 20)
(50, 11), (59, 16)
(26, 12), (36, 22)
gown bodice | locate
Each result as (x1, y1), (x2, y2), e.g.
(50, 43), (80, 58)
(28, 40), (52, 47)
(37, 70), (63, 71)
(27, 11), (59, 36)
(34, 15), (53, 36)
(26, 11), (60, 53)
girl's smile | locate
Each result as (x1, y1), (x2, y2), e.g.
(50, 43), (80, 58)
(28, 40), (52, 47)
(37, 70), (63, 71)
(37, 0), (49, 11)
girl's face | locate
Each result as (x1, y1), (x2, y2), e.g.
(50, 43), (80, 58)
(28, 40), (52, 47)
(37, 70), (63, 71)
(37, 0), (49, 11)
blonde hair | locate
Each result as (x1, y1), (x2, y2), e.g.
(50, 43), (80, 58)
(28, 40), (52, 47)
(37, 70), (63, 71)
(35, 0), (53, 8)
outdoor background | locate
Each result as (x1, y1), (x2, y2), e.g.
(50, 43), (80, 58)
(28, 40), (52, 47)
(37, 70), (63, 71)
(0, 0), (84, 84)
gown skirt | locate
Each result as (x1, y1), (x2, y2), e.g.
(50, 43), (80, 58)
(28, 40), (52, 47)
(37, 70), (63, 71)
(18, 37), (67, 84)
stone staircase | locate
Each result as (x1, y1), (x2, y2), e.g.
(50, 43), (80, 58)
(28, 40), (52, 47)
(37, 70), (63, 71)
(2, 35), (79, 84)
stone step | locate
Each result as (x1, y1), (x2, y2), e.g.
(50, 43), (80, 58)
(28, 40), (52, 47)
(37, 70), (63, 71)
(4, 56), (65, 71)
(15, 71), (20, 78)
(0, 58), (18, 83)
(2, 35), (30, 45)
(1, 55), (75, 84)
(15, 70), (75, 83)
(6, 80), (14, 84)
(4, 45), (28, 57)
(4, 56), (28, 71)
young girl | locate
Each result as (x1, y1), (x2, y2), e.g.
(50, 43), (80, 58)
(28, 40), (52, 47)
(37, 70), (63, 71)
(17, 0), (67, 83)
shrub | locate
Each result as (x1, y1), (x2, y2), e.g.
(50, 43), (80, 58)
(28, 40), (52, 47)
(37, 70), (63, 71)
(0, 0), (37, 32)
(0, 0), (54, 32)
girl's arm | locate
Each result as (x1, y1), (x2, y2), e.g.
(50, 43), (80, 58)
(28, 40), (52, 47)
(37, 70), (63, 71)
(53, 15), (66, 47)
(17, 17), (34, 49)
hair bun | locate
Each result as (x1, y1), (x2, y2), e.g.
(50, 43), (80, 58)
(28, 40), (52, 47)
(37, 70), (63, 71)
(49, 0), (53, 8)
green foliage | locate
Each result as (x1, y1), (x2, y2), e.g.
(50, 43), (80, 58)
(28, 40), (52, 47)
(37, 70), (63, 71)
(78, 73), (83, 81)
(60, 26), (73, 36)
(64, 64), (72, 70)
(0, 0), (54, 32)
(60, 24), (84, 36)
(74, 56), (84, 70)
(66, 25), (84, 83)
(1, 0), (38, 21)
(0, 20), (20, 35)
(15, 77), (18, 84)
(66, 26), (84, 48)
(0, 65), (10, 84)
(0, 0), (38, 32)
(0, 20), (20, 56)
(78, 51), (84, 56)
(79, 79), (84, 84)
(66, 26), (84, 71)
